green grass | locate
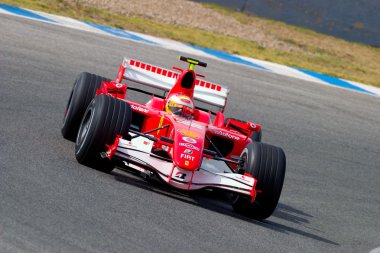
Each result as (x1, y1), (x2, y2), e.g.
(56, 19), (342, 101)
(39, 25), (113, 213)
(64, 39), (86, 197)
(2, 0), (380, 87)
(203, 3), (380, 87)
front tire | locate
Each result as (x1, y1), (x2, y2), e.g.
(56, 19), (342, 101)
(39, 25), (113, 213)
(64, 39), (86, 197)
(75, 94), (132, 173)
(62, 72), (111, 141)
(232, 142), (286, 219)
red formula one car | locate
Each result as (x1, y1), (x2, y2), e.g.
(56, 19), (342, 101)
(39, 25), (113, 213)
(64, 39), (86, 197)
(61, 56), (286, 219)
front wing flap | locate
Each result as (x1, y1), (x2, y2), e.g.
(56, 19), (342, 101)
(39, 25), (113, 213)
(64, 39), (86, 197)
(104, 136), (257, 201)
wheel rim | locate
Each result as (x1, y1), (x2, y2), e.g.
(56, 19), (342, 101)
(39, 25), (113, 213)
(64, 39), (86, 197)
(242, 152), (248, 168)
(238, 151), (248, 173)
(76, 107), (94, 147)
(231, 150), (249, 207)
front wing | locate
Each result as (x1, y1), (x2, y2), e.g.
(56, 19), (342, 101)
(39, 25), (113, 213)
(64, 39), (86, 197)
(104, 136), (257, 201)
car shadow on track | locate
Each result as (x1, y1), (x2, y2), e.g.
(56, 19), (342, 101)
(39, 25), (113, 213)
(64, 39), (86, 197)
(112, 168), (339, 246)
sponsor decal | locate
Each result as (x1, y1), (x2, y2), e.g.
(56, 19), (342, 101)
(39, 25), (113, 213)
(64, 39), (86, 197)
(130, 104), (149, 113)
(157, 116), (164, 134)
(119, 140), (137, 148)
(215, 130), (240, 141)
(184, 149), (193, 154)
(180, 97), (192, 104)
(115, 83), (123, 88)
(184, 161), (189, 166)
(175, 118), (203, 130)
(180, 153), (195, 161)
(250, 123), (257, 129)
(236, 175), (252, 183)
(174, 171), (187, 180)
(179, 142), (200, 151)
(182, 136), (197, 144)
(125, 162), (150, 175)
(178, 129), (200, 139)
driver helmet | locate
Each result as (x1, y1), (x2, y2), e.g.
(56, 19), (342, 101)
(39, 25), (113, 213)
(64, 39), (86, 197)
(165, 94), (194, 117)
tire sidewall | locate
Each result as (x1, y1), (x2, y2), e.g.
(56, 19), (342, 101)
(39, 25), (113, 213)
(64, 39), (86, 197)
(75, 99), (97, 157)
(235, 141), (286, 219)
(62, 75), (82, 132)
(239, 142), (256, 175)
(74, 94), (132, 169)
(74, 95), (107, 162)
(62, 73), (110, 141)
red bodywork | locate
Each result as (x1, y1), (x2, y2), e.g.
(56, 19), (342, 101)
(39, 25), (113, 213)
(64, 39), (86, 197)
(97, 59), (261, 175)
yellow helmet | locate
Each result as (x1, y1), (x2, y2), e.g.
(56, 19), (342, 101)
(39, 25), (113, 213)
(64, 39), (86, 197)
(165, 94), (194, 117)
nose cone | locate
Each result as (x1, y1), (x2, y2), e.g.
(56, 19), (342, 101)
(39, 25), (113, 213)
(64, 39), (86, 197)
(174, 129), (204, 171)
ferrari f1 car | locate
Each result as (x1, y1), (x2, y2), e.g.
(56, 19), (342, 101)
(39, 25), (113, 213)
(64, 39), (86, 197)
(61, 56), (286, 219)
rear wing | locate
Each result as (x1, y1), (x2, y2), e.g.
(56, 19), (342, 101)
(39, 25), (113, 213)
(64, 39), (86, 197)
(120, 58), (229, 110)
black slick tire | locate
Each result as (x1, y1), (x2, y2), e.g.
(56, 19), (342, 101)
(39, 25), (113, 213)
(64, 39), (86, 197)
(62, 72), (111, 141)
(232, 142), (286, 219)
(75, 94), (132, 173)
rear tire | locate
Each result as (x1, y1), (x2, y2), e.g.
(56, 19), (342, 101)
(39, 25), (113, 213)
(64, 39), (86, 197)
(232, 142), (286, 219)
(62, 72), (111, 141)
(75, 95), (132, 173)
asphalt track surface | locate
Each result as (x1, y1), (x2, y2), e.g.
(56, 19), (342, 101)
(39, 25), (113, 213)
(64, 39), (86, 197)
(0, 14), (379, 253)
